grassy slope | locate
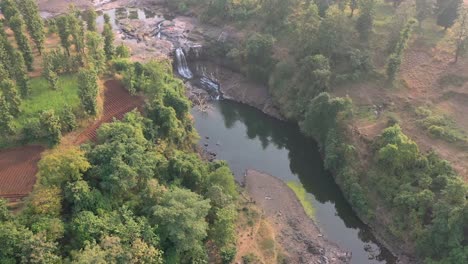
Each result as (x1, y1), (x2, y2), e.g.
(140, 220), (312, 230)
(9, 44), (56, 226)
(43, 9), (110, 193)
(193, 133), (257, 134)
(15, 75), (80, 128)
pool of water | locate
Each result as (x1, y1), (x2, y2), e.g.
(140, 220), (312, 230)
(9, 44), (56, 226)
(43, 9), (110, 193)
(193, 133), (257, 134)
(192, 100), (397, 264)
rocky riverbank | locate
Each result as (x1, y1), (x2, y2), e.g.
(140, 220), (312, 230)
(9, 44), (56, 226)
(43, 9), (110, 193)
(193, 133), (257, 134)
(245, 170), (351, 264)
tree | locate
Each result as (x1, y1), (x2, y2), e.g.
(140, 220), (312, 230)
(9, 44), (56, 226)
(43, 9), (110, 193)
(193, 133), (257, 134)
(151, 187), (210, 257)
(77, 69), (99, 115)
(17, 0), (45, 54)
(416, 0), (434, 28)
(0, 0), (19, 22)
(85, 31), (106, 72)
(209, 204), (237, 248)
(454, 8), (468, 63)
(43, 58), (59, 90)
(300, 92), (352, 143)
(38, 147), (90, 188)
(84, 8), (98, 32)
(436, 0), (463, 30)
(102, 15), (115, 61)
(349, 0), (358, 17)
(115, 43), (131, 58)
(60, 107), (77, 132)
(39, 110), (62, 146)
(0, 221), (33, 263)
(12, 50), (30, 98)
(9, 13), (34, 71)
(245, 33), (276, 83)
(317, 6), (353, 58)
(356, 0), (375, 41)
(0, 79), (21, 117)
(386, 19), (415, 83)
(0, 96), (14, 134)
(56, 16), (71, 56)
(21, 233), (61, 264)
(287, 2), (321, 57)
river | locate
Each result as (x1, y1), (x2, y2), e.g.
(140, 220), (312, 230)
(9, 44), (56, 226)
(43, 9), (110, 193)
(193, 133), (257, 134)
(192, 100), (397, 264)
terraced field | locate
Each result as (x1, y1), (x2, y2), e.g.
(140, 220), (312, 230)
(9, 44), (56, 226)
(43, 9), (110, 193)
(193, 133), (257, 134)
(0, 145), (45, 200)
(0, 80), (144, 201)
(75, 80), (145, 144)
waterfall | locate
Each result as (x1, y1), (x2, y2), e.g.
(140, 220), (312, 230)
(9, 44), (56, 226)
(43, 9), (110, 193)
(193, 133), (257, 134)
(156, 21), (163, 39)
(200, 76), (222, 100)
(175, 48), (193, 79)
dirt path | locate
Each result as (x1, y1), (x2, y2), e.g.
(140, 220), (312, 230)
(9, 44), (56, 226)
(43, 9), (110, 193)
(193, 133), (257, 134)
(245, 169), (351, 264)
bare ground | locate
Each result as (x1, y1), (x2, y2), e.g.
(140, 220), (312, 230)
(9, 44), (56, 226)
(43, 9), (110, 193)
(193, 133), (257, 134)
(244, 169), (351, 264)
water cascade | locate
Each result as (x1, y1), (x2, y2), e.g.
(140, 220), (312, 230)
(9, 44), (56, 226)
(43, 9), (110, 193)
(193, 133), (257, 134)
(175, 48), (193, 79)
(200, 76), (222, 100)
(156, 21), (163, 39)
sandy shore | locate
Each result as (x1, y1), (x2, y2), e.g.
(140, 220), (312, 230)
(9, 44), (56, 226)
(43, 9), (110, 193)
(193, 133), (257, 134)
(245, 169), (351, 264)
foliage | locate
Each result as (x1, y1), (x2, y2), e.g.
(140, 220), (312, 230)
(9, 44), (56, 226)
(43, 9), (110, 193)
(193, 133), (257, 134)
(435, 0), (462, 29)
(245, 33), (276, 84)
(9, 13), (34, 71)
(77, 69), (99, 116)
(17, 0), (45, 54)
(0, 96), (15, 134)
(356, 0), (376, 41)
(386, 19), (415, 83)
(115, 43), (131, 58)
(151, 187), (210, 261)
(83, 8), (98, 32)
(39, 110), (62, 146)
(103, 14), (115, 61)
(85, 32), (106, 73)
(0, 79), (22, 117)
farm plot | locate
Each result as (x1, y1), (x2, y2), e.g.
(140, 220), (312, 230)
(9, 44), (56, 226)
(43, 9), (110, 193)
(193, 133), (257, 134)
(0, 145), (45, 200)
(75, 80), (145, 144)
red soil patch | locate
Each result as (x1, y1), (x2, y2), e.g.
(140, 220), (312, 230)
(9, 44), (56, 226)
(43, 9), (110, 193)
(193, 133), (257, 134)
(0, 145), (45, 200)
(74, 80), (144, 144)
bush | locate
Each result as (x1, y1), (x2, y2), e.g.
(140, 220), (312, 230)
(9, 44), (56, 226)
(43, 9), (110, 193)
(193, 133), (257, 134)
(59, 107), (77, 132)
(22, 118), (42, 143)
(111, 58), (132, 72)
(220, 246), (237, 264)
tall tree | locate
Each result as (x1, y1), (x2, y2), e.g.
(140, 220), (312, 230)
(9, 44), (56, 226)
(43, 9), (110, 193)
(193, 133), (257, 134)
(0, 0), (19, 22)
(39, 110), (62, 146)
(85, 31), (106, 72)
(356, 0), (376, 41)
(349, 0), (358, 17)
(11, 50), (30, 98)
(416, 0), (434, 28)
(17, 0), (45, 54)
(387, 20), (416, 83)
(0, 96), (14, 134)
(454, 8), (468, 63)
(77, 69), (99, 115)
(317, 6), (353, 58)
(84, 7), (98, 32)
(102, 14), (115, 61)
(56, 16), (71, 56)
(436, 0), (463, 30)
(9, 14), (34, 71)
(0, 79), (21, 117)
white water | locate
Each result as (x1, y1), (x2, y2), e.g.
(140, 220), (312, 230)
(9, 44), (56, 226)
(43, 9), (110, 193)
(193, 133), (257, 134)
(175, 48), (193, 79)
(200, 76), (221, 100)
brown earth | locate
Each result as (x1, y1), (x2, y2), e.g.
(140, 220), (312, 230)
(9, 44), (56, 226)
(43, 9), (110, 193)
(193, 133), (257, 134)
(243, 169), (351, 264)
(0, 80), (143, 201)
(74, 80), (145, 144)
(0, 145), (45, 200)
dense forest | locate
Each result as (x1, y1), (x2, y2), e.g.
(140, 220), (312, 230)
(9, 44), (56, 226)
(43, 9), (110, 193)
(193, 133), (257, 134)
(165, 0), (468, 263)
(0, 0), (467, 263)
(0, 1), (238, 263)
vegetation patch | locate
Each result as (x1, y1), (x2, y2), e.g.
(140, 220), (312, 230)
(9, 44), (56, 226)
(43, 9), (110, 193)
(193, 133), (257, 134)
(287, 181), (315, 219)
(415, 106), (467, 143)
(15, 75), (80, 128)
(438, 73), (468, 88)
